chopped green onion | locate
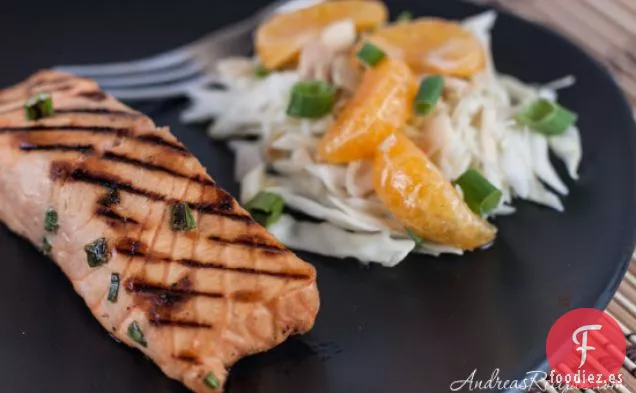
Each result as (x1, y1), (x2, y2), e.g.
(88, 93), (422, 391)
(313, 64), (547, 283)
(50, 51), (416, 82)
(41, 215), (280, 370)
(453, 169), (502, 216)
(203, 372), (220, 389)
(44, 207), (59, 233)
(108, 273), (120, 303)
(127, 321), (147, 348)
(356, 42), (386, 67)
(171, 202), (197, 232)
(98, 188), (120, 206)
(254, 63), (270, 78)
(516, 98), (577, 135)
(286, 80), (336, 119)
(406, 228), (424, 246)
(414, 75), (444, 115)
(24, 92), (54, 120)
(84, 237), (111, 267)
(396, 10), (413, 22)
(42, 237), (52, 256)
(245, 191), (284, 227)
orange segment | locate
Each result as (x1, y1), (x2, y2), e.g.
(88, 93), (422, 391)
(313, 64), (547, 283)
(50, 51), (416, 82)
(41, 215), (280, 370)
(368, 18), (485, 77)
(317, 58), (417, 163)
(373, 132), (496, 250)
(255, 1), (388, 69)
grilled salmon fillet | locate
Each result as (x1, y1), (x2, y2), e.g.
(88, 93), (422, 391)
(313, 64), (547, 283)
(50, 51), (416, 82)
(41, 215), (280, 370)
(0, 71), (320, 392)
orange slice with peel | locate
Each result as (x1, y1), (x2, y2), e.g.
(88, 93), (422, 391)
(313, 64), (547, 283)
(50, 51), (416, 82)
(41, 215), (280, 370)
(317, 57), (417, 163)
(368, 18), (486, 77)
(255, 1), (388, 70)
(373, 132), (496, 250)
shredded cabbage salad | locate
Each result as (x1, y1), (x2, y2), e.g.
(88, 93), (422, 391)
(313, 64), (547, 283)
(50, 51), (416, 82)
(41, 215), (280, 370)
(181, 11), (582, 267)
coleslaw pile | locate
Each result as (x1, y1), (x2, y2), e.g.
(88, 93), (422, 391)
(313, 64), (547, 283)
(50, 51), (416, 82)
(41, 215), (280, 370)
(181, 11), (582, 266)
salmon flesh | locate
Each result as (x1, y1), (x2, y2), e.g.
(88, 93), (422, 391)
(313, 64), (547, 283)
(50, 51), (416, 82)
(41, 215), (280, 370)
(0, 71), (320, 392)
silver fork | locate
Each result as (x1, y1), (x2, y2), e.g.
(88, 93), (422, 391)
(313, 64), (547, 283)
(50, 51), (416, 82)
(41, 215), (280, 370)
(55, 0), (322, 101)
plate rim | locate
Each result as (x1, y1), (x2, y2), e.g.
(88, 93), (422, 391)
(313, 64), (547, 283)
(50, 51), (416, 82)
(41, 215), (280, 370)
(475, 3), (636, 390)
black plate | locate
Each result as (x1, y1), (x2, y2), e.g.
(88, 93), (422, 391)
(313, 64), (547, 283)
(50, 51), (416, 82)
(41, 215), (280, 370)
(1, 1), (635, 392)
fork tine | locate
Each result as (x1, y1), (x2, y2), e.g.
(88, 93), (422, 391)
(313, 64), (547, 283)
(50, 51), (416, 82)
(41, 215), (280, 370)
(55, 47), (194, 78)
(92, 61), (205, 88)
(103, 74), (215, 101)
(54, 0), (309, 79)
(53, 0), (319, 97)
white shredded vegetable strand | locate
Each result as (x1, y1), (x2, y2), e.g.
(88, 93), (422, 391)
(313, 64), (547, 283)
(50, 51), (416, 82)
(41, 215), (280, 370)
(269, 215), (415, 267)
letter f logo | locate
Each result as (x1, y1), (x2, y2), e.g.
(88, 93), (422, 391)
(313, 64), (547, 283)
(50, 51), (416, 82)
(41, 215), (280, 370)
(572, 324), (602, 368)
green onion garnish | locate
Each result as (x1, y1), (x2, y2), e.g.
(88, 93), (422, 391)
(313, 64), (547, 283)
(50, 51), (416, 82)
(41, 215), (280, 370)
(24, 92), (54, 121)
(127, 321), (147, 348)
(254, 63), (270, 78)
(356, 42), (386, 67)
(286, 80), (336, 119)
(406, 228), (424, 246)
(108, 273), (120, 303)
(396, 10), (413, 22)
(245, 191), (284, 227)
(171, 202), (197, 232)
(42, 237), (52, 256)
(414, 75), (444, 116)
(516, 98), (577, 136)
(453, 169), (502, 216)
(44, 207), (59, 233)
(84, 237), (111, 268)
(203, 372), (220, 389)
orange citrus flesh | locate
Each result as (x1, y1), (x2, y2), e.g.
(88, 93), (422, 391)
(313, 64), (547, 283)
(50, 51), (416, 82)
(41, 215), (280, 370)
(255, 1), (388, 70)
(317, 57), (417, 163)
(368, 18), (486, 77)
(373, 132), (496, 250)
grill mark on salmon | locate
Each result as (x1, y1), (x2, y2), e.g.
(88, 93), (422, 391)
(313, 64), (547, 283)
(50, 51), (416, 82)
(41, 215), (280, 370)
(114, 175), (167, 305)
(141, 173), (196, 309)
(150, 318), (213, 329)
(179, 259), (310, 279)
(98, 188), (121, 207)
(0, 125), (130, 136)
(77, 91), (108, 101)
(173, 353), (200, 364)
(115, 237), (307, 279)
(126, 278), (225, 300)
(191, 196), (253, 222)
(49, 164), (252, 223)
(102, 152), (215, 186)
(19, 143), (210, 187)
(127, 278), (264, 303)
(0, 106), (138, 117)
(208, 234), (287, 254)
(115, 237), (148, 257)
(232, 290), (264, 302)
(96, 207), (139, 225)
(20, 143), (95, 153)
(49, 161), (74, 181)
(197, 206), (253, 222)
(136, 134), (189, 154)
(0, 125), (191, 154)
(62, 165), (165, 201)
(128, 276), (201, 330)
(55, 108), (141, 117)
(185, 184), (207, 351)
